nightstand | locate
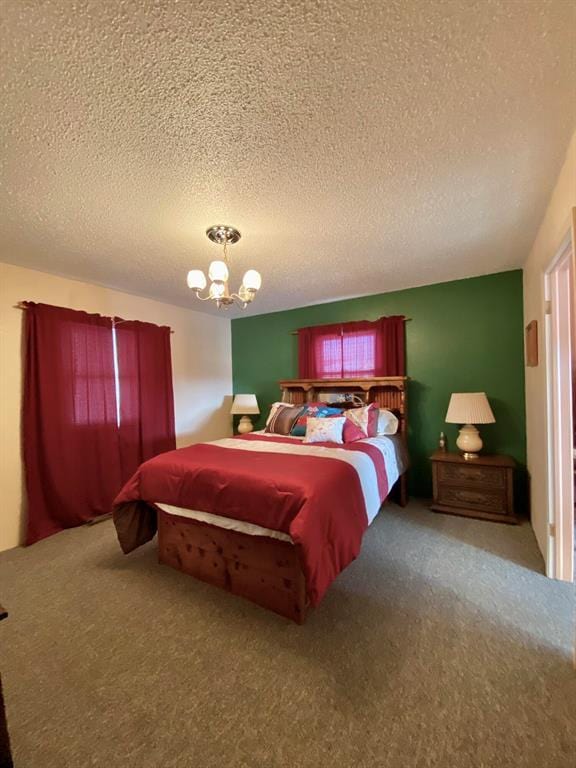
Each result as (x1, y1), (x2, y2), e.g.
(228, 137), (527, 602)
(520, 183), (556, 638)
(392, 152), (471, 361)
(430, 451), (517, 524)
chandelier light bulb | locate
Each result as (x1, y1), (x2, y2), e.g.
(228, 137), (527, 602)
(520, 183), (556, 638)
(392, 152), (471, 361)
(242, 270), (262, 291)
(238, 285), (250, 302)
(209, 281), (225, 299)
(208, 260), (229, 283)
(187, 269), (207, 291)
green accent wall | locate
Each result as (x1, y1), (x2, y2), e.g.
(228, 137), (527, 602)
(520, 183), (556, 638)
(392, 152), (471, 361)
(232, 270), (526, 503)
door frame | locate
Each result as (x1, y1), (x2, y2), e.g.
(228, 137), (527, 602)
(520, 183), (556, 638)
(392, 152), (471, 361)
(543, 225), (574, 582)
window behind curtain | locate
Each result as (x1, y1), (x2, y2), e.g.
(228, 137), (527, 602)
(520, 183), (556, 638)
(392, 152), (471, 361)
(341, 328), (376, 377)
(298, 317), (405, 379)
(316, 329), (377, 378)
(65, 321), (118, 426)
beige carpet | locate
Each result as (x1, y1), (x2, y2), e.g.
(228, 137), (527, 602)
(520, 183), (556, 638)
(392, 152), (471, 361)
(0, 501), (574, 768)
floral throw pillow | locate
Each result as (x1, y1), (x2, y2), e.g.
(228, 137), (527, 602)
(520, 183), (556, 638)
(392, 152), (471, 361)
(304, 416), (346, 444)
(291, 404), (344, 437)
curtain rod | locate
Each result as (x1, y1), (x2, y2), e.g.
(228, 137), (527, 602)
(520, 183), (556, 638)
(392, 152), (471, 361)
(14, 302), (174, 333)
(289, 317), (412, 335)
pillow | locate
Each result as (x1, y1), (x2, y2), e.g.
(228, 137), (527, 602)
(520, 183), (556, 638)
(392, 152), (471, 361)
(304, 416), (346, 444)
(291, 404), (343, 437)
(342, 419), (367, 443)
(265, 405), (304, 435)
(377, 409), (399, 436)
(366, 405), (380, 437)
(343, 404), (379, 439)
(265, 402), (293, 427)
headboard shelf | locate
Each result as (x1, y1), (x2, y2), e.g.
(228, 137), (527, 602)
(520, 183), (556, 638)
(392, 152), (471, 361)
(279, 377), (409, 436)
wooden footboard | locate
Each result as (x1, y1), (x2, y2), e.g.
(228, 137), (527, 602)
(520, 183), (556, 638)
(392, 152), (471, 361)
(157, 510), (309, 624)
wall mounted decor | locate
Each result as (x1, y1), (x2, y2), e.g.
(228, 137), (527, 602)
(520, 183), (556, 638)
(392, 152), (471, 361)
(525, 320), (538, 367)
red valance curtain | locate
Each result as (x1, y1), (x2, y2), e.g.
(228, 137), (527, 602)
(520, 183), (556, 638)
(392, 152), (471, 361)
(23, 304), (176, 545)
(298, 316), (405, 379)
(115, 320), (176, 480)
(23, 303), (123, 544)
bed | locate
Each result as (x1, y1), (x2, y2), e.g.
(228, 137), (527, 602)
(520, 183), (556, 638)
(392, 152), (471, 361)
(113, 377), (409, 623)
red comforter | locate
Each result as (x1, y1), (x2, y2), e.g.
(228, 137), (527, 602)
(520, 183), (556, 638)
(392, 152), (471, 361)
(112, 434), (389, 606)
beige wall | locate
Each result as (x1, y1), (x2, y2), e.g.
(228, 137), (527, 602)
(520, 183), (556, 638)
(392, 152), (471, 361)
(523, 130), (576, 572)
(0, 262), (233, 552)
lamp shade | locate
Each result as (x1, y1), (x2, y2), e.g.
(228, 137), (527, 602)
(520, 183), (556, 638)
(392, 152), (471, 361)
(230, 394), (260, 415)
(445, 393), (495, 424)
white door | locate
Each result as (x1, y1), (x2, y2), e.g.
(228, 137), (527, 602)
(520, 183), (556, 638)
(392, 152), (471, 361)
(544, 227), (574, 582)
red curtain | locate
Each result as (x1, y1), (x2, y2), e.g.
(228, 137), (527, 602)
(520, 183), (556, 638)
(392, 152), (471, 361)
(23, 303), (123, 544)
(23, 305), (176, 545)
(375, 316), (405, 377)
(297, 328), (314, 378)
(115, 320), (176, 480)
(298, 316), (405, 378)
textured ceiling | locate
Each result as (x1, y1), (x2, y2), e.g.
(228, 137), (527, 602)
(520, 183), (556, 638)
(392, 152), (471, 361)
(1, 0), (575, 318)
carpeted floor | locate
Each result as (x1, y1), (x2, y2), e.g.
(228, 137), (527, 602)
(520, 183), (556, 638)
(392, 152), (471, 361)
(0, 501), (574, 768)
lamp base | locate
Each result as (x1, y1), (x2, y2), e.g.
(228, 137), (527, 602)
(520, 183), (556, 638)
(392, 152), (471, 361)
(456, 424), (483, 460)
(237, 415), (254, 434)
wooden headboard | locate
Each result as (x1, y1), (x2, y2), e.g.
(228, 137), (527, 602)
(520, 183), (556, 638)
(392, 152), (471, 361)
(279, 377), (409, 437)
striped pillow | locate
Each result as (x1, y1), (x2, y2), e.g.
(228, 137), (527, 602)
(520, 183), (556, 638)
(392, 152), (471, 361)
(265, 402), (294, 427)
(265, 405), (305, 435)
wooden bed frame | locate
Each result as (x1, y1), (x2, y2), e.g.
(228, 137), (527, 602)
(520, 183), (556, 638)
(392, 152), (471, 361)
(158, 377), (409, 623)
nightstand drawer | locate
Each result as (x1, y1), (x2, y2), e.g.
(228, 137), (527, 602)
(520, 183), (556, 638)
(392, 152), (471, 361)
(437, 486), (507, 514)
(437, 462), (505, 489)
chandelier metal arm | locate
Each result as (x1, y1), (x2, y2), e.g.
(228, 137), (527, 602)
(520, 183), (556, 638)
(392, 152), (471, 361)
(193, 290), (214, 301)
(194, 290), (251, 310)
(229, 294), (249, 310)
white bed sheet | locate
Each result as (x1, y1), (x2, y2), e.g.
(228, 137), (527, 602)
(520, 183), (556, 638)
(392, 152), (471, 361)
(155, 433), (404, 543)
(156, 503), (293, 542)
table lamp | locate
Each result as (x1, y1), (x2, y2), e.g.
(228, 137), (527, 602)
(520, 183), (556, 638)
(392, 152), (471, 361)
(445, 392), (495, 460)
(230, 394), (260, 434)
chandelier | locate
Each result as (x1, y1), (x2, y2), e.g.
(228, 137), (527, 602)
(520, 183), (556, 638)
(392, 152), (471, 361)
(187, 225), (262, 309)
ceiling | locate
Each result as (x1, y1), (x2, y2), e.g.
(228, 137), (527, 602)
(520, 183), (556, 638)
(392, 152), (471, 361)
(1, 0), (575, 318)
